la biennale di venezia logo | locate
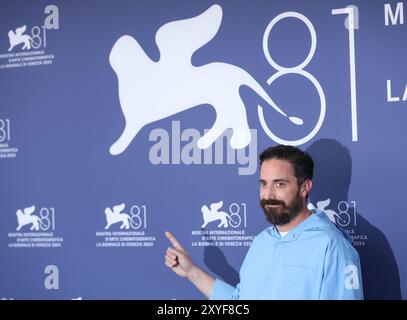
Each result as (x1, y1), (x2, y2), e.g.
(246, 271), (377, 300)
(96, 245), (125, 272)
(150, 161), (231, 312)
(108, 4), (364, 174)
(0, 4), (59, 70)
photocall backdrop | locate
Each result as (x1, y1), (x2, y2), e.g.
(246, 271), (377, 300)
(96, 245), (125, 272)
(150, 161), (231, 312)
(0, 0), (405, 300)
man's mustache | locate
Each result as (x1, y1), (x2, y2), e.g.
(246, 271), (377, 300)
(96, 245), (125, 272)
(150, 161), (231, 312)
(260, 199), (285, 207)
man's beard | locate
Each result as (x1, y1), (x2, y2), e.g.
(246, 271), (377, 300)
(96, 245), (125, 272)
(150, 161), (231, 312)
(260, 191), (304, 226)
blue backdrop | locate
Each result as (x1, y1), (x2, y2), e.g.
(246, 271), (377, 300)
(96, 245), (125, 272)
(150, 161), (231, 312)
(0, 0), (405, 299)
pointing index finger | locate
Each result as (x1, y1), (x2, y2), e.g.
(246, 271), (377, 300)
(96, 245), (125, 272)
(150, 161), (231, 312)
(165, 231), (184, 250)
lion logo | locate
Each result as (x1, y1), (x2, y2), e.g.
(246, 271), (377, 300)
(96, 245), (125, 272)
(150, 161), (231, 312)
(104, 203), (133, 230)
(16, 206), (45, 231)
(109, 4), (302, 155)
(8, 25), (33, 52)
(201, 201), (239, 228)
(309, 198), (353, 227)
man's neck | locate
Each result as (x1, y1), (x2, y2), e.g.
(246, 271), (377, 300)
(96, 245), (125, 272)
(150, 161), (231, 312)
(276, 208), (312, 233)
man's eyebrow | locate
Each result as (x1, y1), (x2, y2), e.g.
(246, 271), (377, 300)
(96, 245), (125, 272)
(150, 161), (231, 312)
(259, 178), (289, 183)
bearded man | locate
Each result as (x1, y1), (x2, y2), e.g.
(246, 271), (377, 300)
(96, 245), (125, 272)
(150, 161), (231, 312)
(165, 145), (363, 300)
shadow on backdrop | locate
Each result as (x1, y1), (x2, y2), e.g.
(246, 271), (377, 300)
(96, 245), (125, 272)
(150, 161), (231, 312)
(202, 228), (240, 287)
(307, 139), (401, 299)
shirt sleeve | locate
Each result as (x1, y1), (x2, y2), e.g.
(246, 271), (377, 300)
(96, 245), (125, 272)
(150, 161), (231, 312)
(320, 238), (364, 300)
(210, 278), (240, 300)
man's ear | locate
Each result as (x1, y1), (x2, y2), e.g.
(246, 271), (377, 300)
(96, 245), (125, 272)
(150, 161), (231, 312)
(301, 179), (312, 197)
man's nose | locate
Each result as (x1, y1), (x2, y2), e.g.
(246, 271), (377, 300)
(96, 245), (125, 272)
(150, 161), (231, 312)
(261, 186), (276, 200)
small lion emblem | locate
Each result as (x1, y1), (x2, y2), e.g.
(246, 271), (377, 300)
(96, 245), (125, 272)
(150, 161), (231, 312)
(104, 203), (133, 230)
(8, 25), (33, 52)
(16, 206), (45, 231)
(201, 201), (239, 228)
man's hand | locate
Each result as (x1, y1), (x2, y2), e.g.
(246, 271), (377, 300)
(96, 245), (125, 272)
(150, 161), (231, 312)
(165, 231), (195, 279)
(164, 231), (216, 298)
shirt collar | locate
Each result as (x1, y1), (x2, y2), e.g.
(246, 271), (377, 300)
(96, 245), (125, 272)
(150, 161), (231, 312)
(266, 209), (321, 241)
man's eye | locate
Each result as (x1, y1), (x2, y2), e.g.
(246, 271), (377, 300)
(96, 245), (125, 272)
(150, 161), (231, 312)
(276, 182), (285, 187)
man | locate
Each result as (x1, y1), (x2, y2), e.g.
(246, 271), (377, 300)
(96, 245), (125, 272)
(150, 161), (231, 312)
(165, 145), (363, 299)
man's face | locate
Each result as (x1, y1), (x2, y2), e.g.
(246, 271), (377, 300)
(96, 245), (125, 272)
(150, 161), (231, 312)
(259, 159), (305, 226)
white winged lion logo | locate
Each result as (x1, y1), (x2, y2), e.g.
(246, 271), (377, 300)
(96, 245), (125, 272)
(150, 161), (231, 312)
(109, 4), (302, 155)
(8, 25), (33, 52)
(104, 203), (133, 230)
(201, 201), (239, 228)
(16, 206), (45, 231)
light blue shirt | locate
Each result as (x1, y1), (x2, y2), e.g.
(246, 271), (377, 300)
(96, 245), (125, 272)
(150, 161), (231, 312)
(210, 210), (363, 300)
